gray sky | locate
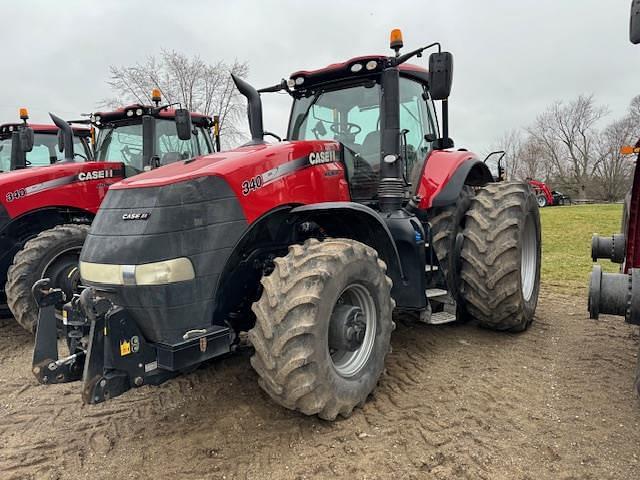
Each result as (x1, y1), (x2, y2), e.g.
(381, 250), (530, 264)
(2, 0), (638, 154)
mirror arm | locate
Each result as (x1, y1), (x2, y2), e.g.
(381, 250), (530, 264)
(393, 42), (441, 66)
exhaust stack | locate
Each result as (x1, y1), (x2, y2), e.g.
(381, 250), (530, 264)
(49, 113), (75, 162)
(232, 74), (265, 145)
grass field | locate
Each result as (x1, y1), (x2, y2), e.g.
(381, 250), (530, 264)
(541, 203), (623, 292)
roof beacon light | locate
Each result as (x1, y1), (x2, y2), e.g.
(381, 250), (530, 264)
(151, 88), (162, 106)
(19, 107), (29, 122)
(621, 145), (640, 155)
(390, 28), (403, 55)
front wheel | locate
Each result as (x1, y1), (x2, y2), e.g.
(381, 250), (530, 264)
(249, 238), (394, 420)
(6, 224), (89, 332)
(537, 194), (548, 208)
(460, 182), (541, 332)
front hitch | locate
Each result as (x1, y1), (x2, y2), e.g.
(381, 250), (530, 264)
(31, 278), (86, 384)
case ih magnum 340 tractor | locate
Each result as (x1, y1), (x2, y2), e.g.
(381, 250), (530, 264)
(32, 31), (541, 421)
(588, 1), (640, 397)
(1, 93), (215, 332)
(0, 110), (92, 172)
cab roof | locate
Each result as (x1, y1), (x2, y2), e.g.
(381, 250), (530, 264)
(0, 122), (90, 137)
(289, 55), (429, 91)
(92, 104), (212, 127)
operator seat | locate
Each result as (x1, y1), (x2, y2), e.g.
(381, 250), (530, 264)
(360, 130), (380, 166)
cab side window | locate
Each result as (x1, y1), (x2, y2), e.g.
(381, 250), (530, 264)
(399, 78), (437, 187)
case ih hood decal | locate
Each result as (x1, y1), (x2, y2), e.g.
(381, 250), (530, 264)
(4, 168), (123, 203)
(241, 149), (342, 196)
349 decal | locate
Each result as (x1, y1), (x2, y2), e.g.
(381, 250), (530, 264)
(6, 188), (26, 202)
(241, 175), (263, 195)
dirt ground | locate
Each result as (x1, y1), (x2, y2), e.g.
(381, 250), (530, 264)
(1, 289), (639, 480)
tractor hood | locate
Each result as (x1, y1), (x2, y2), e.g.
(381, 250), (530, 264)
(79, 139), (349, 345)
(0, 161), (124, 219)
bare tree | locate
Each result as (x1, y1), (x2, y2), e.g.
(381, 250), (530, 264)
(105, 50), (249, 147)
(593, 116), (635, 201)
(528, 95), (609, 199)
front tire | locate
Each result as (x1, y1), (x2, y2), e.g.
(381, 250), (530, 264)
(537, 194), (548, 208)
(249, 238), (394, 420)
(460, 182), (541, 332)
(6, 224), (89, 333)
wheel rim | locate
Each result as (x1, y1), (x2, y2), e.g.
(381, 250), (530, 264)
(42, 247), (82, 301)
(521, 214), (537, 302)
(537, 196), (545, 207)
(329, 283), (377, 378)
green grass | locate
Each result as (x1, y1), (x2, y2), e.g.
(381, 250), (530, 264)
(541, 204), (623, 292)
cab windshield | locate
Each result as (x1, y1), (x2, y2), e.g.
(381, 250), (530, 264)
(95, 119), (212, 174)
(0, 132), (91, 172)
(288, 77), (437, 200)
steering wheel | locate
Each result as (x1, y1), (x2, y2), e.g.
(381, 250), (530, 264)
(74, 153), (88, 160)
(330, 122), (361, 136)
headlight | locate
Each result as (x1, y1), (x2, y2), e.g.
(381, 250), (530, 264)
(80, 258), (195, 286)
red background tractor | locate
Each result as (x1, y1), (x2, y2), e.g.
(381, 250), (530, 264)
(0, 97), (216, 332)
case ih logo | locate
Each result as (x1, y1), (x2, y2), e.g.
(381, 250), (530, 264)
(122, 212), (151, 221)
(78, 170), (115, 181)
(308, 150), (337, 165)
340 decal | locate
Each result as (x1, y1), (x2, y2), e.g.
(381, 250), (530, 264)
(6, 188), (26, 202)
(241, 175), (263, 195)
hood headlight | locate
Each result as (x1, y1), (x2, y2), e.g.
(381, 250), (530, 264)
(80, 257), (195, 286)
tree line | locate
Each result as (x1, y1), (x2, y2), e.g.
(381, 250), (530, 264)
(496, 95), (640, 201)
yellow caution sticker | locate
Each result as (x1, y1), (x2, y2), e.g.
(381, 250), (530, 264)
(120, 339), (131, 356)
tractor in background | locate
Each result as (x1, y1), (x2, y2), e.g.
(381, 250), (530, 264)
(527, 179), (571, 208)
(32, 30), (541, 421)
(0, 109), (92, 173)
(1, 91), (217, 332)
(588, 0), (640, 398)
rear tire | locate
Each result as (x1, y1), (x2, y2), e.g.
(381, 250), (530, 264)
(460, 182), (541, 332)
(428, 186), (473, 298)
(6, 224), (89, 333)
(249, 238), (394, 420)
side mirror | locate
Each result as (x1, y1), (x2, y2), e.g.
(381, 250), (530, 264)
(175, 109), (192, 141)
(428, 52), (454, 100)
(632, 0), (640, 44)
(19, 127), (34, 152)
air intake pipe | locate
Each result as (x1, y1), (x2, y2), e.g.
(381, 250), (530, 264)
(49, 113), (75, 162)
(231, 74), (264, 145)
(591, 233), (626, 263)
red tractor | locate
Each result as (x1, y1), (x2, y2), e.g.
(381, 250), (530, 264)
(588, 1), (640, 397)
(1, 92), (216, 332)
(0, 109), (92, 173)
(527, 179), (571, 208)
(33, 30), (541, 421)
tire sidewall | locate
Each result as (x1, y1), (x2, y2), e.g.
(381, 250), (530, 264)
(312, 255), (392, 404)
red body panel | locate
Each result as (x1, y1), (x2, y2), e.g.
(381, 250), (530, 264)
(626, 156), (640, 270)
(112, 141), (350, 223)
(0, 162), (124, 219)
(416, 149), (479, 209)
(528, 179), (554, 205)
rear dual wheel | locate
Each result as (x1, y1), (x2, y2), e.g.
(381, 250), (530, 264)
(460, 182), (541, 332)
(249, 238), (394, 420)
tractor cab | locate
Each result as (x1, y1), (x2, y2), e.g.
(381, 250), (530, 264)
(0, 108), (92, 172)
(92, 90), (217, 177)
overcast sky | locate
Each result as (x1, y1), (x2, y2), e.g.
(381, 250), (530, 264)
(2, 0), (638, 154)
